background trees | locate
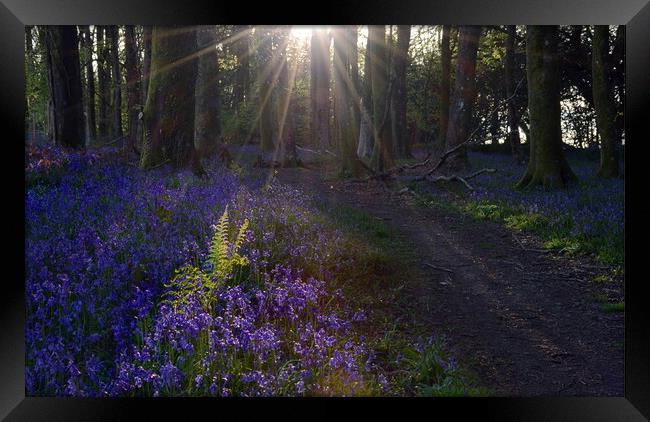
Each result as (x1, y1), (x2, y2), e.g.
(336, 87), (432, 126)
(444, 25), (481, 172)
(517, 25), (576, 189)
(26, 25), (624, 188)
(43, 26), (84, 148)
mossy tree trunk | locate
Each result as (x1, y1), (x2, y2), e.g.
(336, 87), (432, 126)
(333, 26), (362, 176)
(445, 25), (481, 172)
(516, 25), (576, 190)
(44, 26), (85, 149)
(79, 25), (97, 143)
(96, 26), (111, 141)
(592, 25), (619, 178)
(194, 25), (221, 158)
(391, 25), (411, 158)
(107, 26), (123, 139)
(439, 25), (452, 153)
(357, 30), (374, 158)
(310, 27), (331, 152)
(504, 25), (522, 163)
(140, 26), (200, 171)
(124, 25), (140, 155)
(368, 25), (393, 172)
(273, 27), (299, 166)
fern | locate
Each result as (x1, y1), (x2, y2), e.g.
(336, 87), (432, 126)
(209, 206), (250, 282)
(209, 205), (231, 278)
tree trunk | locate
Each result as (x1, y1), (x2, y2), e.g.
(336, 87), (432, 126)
(368, 25), (394, 172)
(142, 26), (152, 105)
(140, 26), (199, 170)
(310, 28), (331, 152)
(107, 26), (122, 139)
(96, 26), (111, 141)
(357, 29), (374, 158)
(257, 26), (275, 153)
(439, 25), (452, 152)
(44, 26), (85, 149)
(391, 25), (411, 158)
(123, 25), (140, 155)
(194, 25), (221, 158)
(79, 26), (97, 143)
(516, 26), (576, 189)
(445, 25), (481, 172)
(592, 25), (619, 178)
(504, 25), (522, 163)
(333, 26), (361, 176)
(274, 27), (296, 165)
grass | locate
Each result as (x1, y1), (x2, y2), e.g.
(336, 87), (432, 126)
(601, 302), (625, 313)
(407, 150), (623, 269)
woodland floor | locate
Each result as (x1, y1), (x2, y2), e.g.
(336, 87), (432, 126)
(275, 159), (624, 396)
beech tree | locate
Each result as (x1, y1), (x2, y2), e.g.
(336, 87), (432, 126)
(310, 27), (331, 152)
(79, 25), (96, 142)
(333, 26), (361, 175)
(107, 26), (122, 139)
(357, 31), (374, 159)
(124, 25), (140, 154)
(44, 26), (84, 148)
(445, 25), (481, 172)
(592, 25), (619, 178)
(391, 25), (411, 158)
(96, 26), (111, 141)
(368, 25), (393, 172)
(516, 25), (576, 189)
(439, 25), (452, 152)
(140, 26), (200, 172)
(194, 25), (221, 158)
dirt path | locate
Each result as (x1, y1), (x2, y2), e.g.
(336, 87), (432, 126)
(276, 166), (624, 396)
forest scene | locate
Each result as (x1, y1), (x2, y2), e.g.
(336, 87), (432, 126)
(25, 25), (624, 397)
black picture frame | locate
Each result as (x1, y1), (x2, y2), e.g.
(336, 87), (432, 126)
(2, 0), (648, 420)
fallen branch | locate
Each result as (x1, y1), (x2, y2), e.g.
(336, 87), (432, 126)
(427, 174), (474, 190)
(411, 167), (496, 190)
(425, 263), (454, 273)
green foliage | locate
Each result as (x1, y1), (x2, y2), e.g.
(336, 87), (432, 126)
(601, 302), (624, 313)
(399, 339), (490, 397)
(209, 206), (250, 282)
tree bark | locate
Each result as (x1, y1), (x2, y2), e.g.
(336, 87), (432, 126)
(357, 29), (374, 158)
(194, 25), (221, 158)
(79, 26), (97, 143)
(516, 25), (576, 189)
(96, 26), (111, 141)
(391, 25), (411, 158)
(439, 25), (452, 153)
(140, 26), (199, 170)
(592, 25), (619, 178)
(333, 26), (362, 176)
(504, 25), (522, 163)
(368, 25), (394, 172)
(107, 26), (123, 139)
(123, 25), (140, 154)
(44, 26), (85, 148)
(310, 28), (331, 152)
(445, 25), (481, 172)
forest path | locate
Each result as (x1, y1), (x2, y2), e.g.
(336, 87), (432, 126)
(276, 165), (624, 396)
